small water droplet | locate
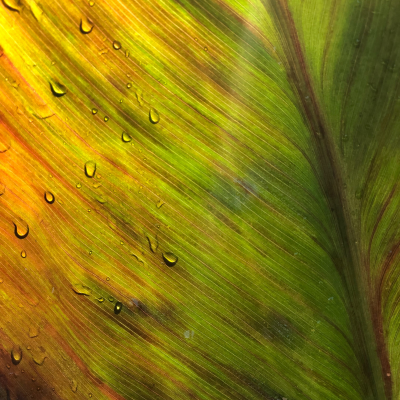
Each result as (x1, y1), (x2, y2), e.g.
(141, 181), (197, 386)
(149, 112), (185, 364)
(32, 351), (46, 365)
(98, 48), (108, 55)
(114, 301), (123, 314)
(104, 116), (109, 122)
(121, 132), (132, 142)
(72, 283), (92, 296)
(14, 221), (29, 239)
(147, 235), (158, 253)
(126, 82), (132, 89)
(149, 108), (160, 124)
(11, 345), (22, 365)
(88, 0), (94, 5)
(89, 393), (93, 398)
(125, 50), (130, 58)
(84, 161), (96, 178)
(156, 200), (164, 209)
(76, 183), (82, 189)
(28, 326), (39, 338)
(135, 89), (144, 106)
(97, 297), (104, 303)
(44, 191), (55, 204)
(163, 252), (178, 267)
(2, 0), (22, 12)
(0, 278), (3, 283)
(113, 41), (121, 50)
(204, 46), (208, 51)
(70, 379), (78, 393)
(50, 81), (67, 97)
(80, 17), (94, 34)
(93, 181), (102, 189)
(106, 277), (110, 281)
(92, 108), (98, 115)
(108, 296), (114, 302)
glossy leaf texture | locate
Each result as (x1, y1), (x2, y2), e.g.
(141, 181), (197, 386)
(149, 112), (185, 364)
(0, 0), (399, 399)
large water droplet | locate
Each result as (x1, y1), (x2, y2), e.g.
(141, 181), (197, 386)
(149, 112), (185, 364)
(50, 81), (67, 97)
(121, 132), (132, 142)
(11, 345), (22, 365)
(72, 283), (92, 296)
(113, 41), (121, 50)
(163, 252), (178, 267)
(13, 221), (29, 239)
(149, 108), (160, 124)
(44, 191), (55, 204)
(29, 326), (39, 338)
(114, 301), (123, 314)
(2, 0), (22, 12)
(80, 17), (93, 34)
(84, 161), (96, 178)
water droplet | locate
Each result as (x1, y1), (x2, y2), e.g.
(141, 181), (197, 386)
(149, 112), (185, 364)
(204, 46), (208, 51)
(70, 379), (78, 393)
(113, 41), (121, 50)
(98, 48), (108, 55)
(92, 108), (98, 115)
(104, 116), (109, 122)
(44, 191), (55, 204)
(125, 50), (130, 58)
(2, 0), (22, 12)
(84, 161), (96, 178)
(156, 200), (164, 209)
(76, 183), (82, 189)
(121, 132), (132, 142)
(97, 297), (104, 303)
(114, 301), (123, 314)
(108, 296), (114, 302)
(14, 221), (29, 239)
(149, 108), (160, 124)
(32, 351), (46, 365)
(29, 326), (39, 338)
(126, 82), (132, 89)
(135, 89), (144, 106)
(88, 0), (94, 5)
(11, 345), (22, 364)
(163, 252), (178, 267)
(93, 181), (102, 189)
(147, 235), (158, 253)
(72, 283), (92, 296)
(0, 278), (3, 283)
(80, 17), (94, 34)
(89, 393), (93, 398)
(50, 81), (67, 97)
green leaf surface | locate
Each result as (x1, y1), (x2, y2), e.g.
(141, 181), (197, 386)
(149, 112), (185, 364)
(0, 0), (399, 399)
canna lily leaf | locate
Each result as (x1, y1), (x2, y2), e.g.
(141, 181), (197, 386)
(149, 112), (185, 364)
(0, 0), (399, 399)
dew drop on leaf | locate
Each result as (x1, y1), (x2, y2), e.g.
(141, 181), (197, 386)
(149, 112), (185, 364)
(76, 183), (82, 189)
(149, 108), (160, 124)
(32, 351), (46, 365)
(104, 116), (109, 122)
(156, 200), (164, 209)
(13, 221), (29, 239)
(163, 252), (178, 267)
(88, 0), (94, 6)
(108, 296), (114, 302)
(114, 301), (123, 314)
(97, 297), (104, 303)
(70, 379), (78, 393)
(121, 132), (132, 142)
(204, 46), (208, 51)
(50, 81), (67, 97)
(92, 108), (98, 115)
(113, 40), (121, 50)
(21, 250), (26, 258)
(11, 345), (22, 365)
(72, 283), (92, 296)
(29, 326), (39, 338)
(2, 0), (22, 12)
(44, 191), (55, 204)
(84, 161), (96, 178)
(136, 89), (144, 106)
(125, 50), (130, 58)
(80, 17), (94, 34)
(126, 82), (132, 89)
